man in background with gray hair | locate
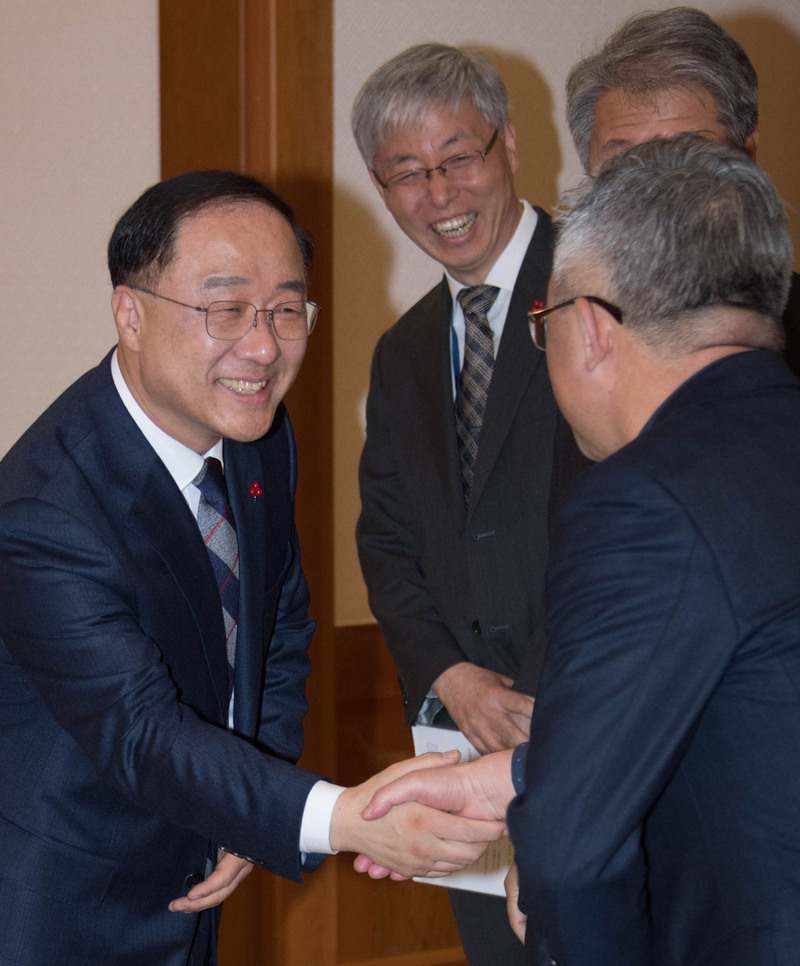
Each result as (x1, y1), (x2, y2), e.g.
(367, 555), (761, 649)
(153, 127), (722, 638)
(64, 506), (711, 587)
(351, 43), (585, 964)
(362, 133), (800, 966)
(566, 5), (800, 374)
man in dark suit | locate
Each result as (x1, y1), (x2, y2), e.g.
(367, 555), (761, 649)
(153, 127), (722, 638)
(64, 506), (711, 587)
(351, 43), (586, 964)
(0, 170), (503, 966)
(361, 134), (800, 965)
(565, 5), (800, 375)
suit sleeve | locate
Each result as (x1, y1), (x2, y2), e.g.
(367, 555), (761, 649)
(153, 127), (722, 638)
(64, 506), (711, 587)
(357, 332), (469, 722)
(0, 497), (322, 883)
(507, 463), (736, 964)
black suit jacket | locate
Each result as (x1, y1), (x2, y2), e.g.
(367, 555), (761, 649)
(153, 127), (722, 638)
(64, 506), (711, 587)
(0, 353), (323, 965)
(508, 350), (800, 966)
(357, 209), (588, 722)
(782, 270), (800, 377)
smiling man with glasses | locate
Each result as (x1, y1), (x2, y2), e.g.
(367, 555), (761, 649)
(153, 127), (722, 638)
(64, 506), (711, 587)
(0, 169), (502, 966)
(352, 43), (588, 964)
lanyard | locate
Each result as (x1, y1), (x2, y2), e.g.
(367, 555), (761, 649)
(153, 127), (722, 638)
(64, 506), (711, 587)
(451, 324), (460, 394)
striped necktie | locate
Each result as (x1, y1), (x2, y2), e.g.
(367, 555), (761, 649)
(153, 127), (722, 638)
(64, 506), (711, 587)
(193, 458), (238, 691)
(454, 284), (500, 507)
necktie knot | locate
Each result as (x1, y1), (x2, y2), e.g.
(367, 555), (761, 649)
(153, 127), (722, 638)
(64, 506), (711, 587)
(457, 284), (500, 326)
(193, 458), (229, 517)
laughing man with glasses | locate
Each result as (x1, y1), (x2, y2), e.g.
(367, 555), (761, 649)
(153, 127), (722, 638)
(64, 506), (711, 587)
(352, 42), (590, 965)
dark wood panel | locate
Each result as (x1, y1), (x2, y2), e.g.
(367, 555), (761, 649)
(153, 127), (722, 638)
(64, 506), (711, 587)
(160, 0), (335, 962)
(160, 1), (464, 959)
(335, 625), (466, 964)
(159, 0), (242, 176)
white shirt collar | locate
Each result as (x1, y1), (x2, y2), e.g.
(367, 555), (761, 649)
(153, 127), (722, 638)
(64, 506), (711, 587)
(110, 349), (224, 493)
(445, 199), (537, 302)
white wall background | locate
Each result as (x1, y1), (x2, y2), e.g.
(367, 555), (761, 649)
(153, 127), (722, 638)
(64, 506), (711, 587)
(0, 0), (160, 456)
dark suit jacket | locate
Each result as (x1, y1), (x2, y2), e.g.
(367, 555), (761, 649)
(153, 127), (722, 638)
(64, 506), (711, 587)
(0, 353), (323, 965)
(782, 270), (800, 377)
(508, 350), (800, 966)
(357, 209), (588, 723)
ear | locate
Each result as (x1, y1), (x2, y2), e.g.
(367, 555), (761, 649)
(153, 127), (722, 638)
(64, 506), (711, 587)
(111, 286), (142, 352)
(742, 128), (759, 161)
(573, 297), (616, 372)
(502, 119), (520, 173)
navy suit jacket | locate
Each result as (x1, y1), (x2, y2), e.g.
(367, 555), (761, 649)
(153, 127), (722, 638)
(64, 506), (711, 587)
(0, 353), (323, 965)
(508, 350), (800, 966)
(357, 210), (588, 723)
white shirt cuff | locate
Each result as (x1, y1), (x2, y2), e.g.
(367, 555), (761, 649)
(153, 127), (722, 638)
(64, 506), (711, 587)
(299, 780), (346, 855)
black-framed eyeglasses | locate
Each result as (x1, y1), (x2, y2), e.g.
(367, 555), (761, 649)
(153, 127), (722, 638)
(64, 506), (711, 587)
(528, 296), (623, 351)
(132, 287), (319, 341)
(372, 129), (499, 192)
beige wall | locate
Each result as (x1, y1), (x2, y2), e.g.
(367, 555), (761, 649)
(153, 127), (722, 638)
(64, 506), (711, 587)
(1, 0), (160, 456)
(333, 0), (800, 626)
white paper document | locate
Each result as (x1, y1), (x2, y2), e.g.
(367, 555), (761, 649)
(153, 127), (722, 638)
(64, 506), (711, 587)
(411, 724), (514, 896)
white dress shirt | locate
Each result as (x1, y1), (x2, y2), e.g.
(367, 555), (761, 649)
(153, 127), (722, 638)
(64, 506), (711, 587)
(446, 199), (538, 390)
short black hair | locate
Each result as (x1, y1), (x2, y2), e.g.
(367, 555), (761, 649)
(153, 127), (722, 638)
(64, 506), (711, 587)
(108, 169), (313, 288)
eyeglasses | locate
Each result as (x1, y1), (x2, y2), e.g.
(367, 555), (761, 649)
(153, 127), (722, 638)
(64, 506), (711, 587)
(372, 129), (499, 193)
(132, 288), (319, 341)
(528, 296), (623, 351)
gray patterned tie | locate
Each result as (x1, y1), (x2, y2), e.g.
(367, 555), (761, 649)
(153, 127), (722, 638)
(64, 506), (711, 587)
(193, 458), (238, 694)
(455, 284), (500, 507)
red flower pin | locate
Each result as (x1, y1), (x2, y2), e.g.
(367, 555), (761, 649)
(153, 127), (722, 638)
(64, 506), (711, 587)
(248, 480), (263, 502)
(531, 300), (545, 312)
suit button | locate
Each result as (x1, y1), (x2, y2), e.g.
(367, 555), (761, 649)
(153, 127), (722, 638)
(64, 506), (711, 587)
(472, 621), (481, 635)
(185, 872), (205, 888)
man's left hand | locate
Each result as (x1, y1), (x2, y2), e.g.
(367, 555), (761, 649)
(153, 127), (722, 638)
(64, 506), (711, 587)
(168, 850), (254, 913)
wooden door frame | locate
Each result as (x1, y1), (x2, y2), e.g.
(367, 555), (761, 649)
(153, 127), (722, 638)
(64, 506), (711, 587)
(159, 1), (335, 962)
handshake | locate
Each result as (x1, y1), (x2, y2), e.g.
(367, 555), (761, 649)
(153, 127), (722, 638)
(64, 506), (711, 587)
(170, 748), (522, 935)
(332, 747), (516, 880)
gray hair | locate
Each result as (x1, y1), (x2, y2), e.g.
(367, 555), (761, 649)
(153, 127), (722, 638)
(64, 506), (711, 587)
(567, 7), (759, 171)
(553, 134), (792, 354)
(351, 43), (509, 168)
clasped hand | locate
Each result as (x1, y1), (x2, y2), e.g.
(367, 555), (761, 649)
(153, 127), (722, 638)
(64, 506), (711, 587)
(168, 750), (511, 914)
(352, 748), (515, 880)
(330, 751), (507, 879)
(432, 663), (534, 754)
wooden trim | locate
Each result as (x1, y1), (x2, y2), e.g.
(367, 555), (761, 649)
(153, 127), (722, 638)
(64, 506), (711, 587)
(342, 948), (467, 966)
(159, 2), (464, 958)
(160, 1), (335, 962)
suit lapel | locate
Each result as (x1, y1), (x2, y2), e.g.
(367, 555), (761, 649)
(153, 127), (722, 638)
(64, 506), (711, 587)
(223, 439), (271, 736)
(469, 209), (554, 511)
(411, 281), (464, 505)
(89, 358), (230, 722)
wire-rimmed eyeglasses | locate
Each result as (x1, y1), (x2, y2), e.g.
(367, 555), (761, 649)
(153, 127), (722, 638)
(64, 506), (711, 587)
(528, 296), (623, 351)
(372, 129), (499, 192)
(132, 287), (319, 341)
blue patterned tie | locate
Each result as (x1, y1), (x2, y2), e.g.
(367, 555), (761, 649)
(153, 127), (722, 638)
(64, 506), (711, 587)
(193, 458), (238, 692)
(455, 284), (500, 507)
